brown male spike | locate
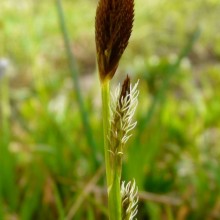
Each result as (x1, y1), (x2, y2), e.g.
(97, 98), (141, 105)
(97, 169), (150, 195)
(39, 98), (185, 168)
(95, 0), (134, 83)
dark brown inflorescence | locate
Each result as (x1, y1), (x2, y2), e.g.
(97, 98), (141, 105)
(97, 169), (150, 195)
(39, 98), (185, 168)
(95, 0), (134, 83)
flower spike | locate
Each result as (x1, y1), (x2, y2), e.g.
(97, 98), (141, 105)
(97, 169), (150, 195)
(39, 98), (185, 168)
(121, 180), (139, 220)
(110, 76), (139, 156)
(95, 0), (134, 82)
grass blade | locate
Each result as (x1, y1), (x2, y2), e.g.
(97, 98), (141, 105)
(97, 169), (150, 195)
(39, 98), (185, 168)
(55, 0), (98, 168)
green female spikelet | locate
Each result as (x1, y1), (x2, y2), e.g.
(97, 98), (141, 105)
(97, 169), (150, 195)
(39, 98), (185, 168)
(109, 76), (139, 164)
(111, 77), (139, 219)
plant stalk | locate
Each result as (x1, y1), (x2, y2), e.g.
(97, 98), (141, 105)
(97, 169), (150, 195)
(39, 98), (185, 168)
(101, 80), (121, 220)
(55, 0), (98, 169)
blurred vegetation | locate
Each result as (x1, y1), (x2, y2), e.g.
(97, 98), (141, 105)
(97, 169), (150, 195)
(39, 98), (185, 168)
(0, 0), (220, 219)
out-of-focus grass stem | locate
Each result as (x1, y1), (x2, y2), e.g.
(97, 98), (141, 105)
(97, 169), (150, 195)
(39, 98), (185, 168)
(55, 0), (98, 168)
(0, 74), (10, 139)
(0, 74), (17, 210)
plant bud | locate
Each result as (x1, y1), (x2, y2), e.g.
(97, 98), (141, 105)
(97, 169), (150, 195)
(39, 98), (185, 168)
(95, 0), (134, 82)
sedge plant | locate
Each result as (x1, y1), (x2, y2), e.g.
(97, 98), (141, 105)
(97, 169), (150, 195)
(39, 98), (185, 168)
(95, 0), (139, 219)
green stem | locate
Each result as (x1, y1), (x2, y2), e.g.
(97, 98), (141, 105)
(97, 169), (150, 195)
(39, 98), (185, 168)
(109, 164), (121, 220)
(101, 81), (111, 185)
(101, 80), (121, 220)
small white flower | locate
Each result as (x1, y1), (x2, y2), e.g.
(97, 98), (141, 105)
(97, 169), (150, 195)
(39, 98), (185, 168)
(121, 180), (139, 220)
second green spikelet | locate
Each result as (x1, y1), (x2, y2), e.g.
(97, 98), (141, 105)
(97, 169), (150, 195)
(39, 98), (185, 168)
(109, 76), (139, 220)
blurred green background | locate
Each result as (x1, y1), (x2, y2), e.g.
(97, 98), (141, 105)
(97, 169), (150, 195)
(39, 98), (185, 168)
(1, 0), (220, 219)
